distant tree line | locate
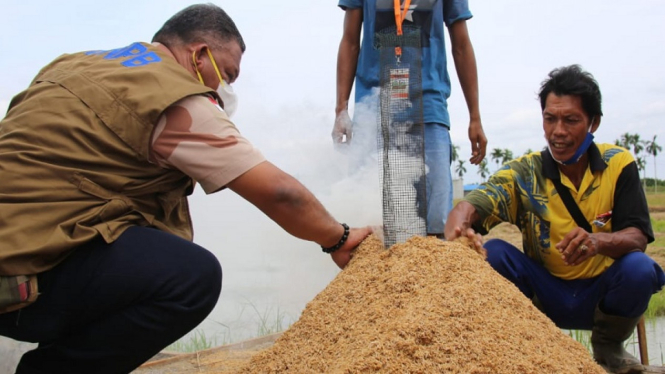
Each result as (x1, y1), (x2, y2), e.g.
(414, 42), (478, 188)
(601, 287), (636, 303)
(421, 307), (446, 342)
(615, 133), (661, 191)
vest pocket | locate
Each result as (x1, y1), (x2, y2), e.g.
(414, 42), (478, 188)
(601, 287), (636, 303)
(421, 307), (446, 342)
(0, 275), (39, 314)
(70, 173), (133, 222)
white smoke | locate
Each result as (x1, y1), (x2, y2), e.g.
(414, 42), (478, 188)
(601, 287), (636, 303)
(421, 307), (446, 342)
(188, 96), (384, 342)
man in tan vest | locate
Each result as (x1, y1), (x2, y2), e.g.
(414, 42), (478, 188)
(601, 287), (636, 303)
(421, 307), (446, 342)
(0, 4), (372, 373)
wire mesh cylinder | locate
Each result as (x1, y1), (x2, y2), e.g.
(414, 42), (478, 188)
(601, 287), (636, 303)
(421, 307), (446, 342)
(376, 25), (427, 248)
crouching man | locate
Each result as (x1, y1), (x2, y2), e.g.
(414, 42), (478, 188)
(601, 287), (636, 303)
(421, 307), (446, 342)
(0, 4), (371, 373)
(445, 65), (665, 374)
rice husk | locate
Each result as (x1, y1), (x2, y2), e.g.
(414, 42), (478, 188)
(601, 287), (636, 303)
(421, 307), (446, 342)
(238, 235), (605, 374)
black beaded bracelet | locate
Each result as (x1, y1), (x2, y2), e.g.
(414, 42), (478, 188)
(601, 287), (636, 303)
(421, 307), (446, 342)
(321, 223), (350, 254)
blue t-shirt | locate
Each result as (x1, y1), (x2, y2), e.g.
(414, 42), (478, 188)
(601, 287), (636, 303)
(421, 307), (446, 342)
(338, 0), (472, 127)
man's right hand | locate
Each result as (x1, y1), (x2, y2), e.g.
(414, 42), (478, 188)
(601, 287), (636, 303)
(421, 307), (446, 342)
(447, 226), (485, 256)
(332, 110), (353, 145)
(468, 118), (487, 165)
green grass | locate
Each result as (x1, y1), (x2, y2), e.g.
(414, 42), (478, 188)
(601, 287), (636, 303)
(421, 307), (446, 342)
(246, 304), (290, 337)
(568, 329), (591, 349)
(651, 236), (665, 247)
(165, 302), (292, 353)
(647, 191), (665, 207)
(646, 289), (665, 318)
(651, 219), (665, 233)
(166, 329), (225, 353)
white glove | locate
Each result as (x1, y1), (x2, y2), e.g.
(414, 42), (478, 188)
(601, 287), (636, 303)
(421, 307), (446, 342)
(332, 110), (353, 145)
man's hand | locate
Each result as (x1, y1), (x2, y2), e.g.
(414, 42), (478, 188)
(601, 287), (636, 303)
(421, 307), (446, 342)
(448, 226), (485, 256)
(468, 118), (487, 165)
(332, 110), (353, 145)
(556, 227), (598, 266)
(330, 226), (373, 269)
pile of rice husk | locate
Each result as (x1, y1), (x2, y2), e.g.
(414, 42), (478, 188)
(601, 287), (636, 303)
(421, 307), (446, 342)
(238, 235), (605, 374)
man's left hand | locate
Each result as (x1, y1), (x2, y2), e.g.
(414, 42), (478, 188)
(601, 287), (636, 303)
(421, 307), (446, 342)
(468, 118), (487, 165)
(556, 227), (598, 266)
(330, 226), (373, 269)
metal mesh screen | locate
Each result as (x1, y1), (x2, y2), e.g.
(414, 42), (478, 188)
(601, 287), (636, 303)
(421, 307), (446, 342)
(376, 25), (427, 248)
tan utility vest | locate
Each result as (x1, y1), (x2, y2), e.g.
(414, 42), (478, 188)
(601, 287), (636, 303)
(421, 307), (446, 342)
(0, 42), (216, 275)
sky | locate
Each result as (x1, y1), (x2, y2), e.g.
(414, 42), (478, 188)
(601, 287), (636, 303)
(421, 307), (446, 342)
(2, 1), (665, 184)
(1, 0), (665, 343)
(2, 1), (665, 182)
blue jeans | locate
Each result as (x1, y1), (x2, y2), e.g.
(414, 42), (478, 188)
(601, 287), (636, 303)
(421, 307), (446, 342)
(424, 123), (453, 235)
(485, 239), (665, 330)
(0, 226), (222, 374)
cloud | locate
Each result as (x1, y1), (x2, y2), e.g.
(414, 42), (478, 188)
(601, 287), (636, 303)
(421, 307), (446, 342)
(640, 99), (665, 117)
(502, 108), (541, 125)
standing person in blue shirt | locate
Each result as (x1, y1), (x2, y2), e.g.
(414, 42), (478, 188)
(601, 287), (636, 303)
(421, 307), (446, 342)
(332, 0), (487, 238)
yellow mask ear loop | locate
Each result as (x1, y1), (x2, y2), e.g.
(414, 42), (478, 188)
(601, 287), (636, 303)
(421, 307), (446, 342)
(192, 48), (225, 87)
(205, 48), (225, 86)
(192, 51), (204, 84)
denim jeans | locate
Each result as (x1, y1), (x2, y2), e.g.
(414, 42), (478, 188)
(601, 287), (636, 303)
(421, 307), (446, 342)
(424, 123), (453, 235)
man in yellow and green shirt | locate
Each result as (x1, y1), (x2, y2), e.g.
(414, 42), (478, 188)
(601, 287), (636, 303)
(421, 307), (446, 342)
(445, 65), (664, 373)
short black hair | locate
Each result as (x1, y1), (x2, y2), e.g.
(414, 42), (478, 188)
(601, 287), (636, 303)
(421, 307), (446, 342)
(538, 64), (602, 119)
(152, 3), (246, 52)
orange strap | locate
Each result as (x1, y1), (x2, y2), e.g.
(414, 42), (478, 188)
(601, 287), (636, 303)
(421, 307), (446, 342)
(393, 0), (412, 36)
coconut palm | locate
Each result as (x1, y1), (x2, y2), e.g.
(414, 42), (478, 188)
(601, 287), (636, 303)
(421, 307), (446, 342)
(646, 135), (662, 192)
(615, 132), (632, 150)
(615, 133), (647, 187)
(477, 159), (490, 182)
(490, 148), (503, 171)
(501, 149), (514, 166)
(455, 159), (467, 179)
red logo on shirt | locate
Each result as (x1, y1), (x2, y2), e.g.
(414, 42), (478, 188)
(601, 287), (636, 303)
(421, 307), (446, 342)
(207, 95), (224, 112)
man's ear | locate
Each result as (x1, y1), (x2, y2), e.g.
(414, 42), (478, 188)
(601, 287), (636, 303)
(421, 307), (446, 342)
(589, 116), (601, 133)
(189, 43), (207, 71)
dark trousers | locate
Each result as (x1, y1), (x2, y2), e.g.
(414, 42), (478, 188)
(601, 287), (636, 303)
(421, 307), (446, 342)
(485, 238), (665, 330)
(0, 226), (222, 374)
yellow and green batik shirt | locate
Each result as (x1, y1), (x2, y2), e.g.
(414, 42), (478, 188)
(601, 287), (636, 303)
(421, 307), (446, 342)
(465, 143), (653, 280)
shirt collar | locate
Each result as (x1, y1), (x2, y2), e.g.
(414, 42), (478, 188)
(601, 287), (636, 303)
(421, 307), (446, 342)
(541, 142), (607, 180)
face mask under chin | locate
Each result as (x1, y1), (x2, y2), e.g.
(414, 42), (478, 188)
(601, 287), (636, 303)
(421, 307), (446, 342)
(548, 132), (595, 165)
(217, 81), (237, 118)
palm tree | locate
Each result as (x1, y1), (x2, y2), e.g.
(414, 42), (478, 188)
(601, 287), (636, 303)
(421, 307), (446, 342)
(501, 149), (514, 166)
(615, 133), (647, 188)
(490, 148), (504, 171)
(455, 159), (467, 179)
(632, 135), (647, 189)
(477, 159), (490, 182)
(646, 135), (662, 192)
(615, 132), (632, 150)
(524, 148), (534, 155)
(637, 157), (647, 188)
